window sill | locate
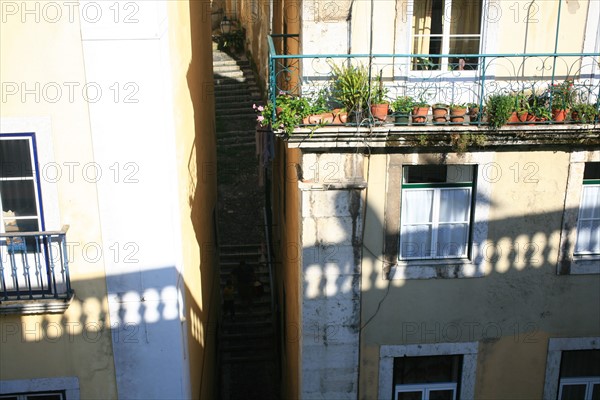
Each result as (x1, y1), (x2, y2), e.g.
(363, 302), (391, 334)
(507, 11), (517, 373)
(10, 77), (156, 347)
(388, 259), (484, 280)
(569, 254), (600, 275)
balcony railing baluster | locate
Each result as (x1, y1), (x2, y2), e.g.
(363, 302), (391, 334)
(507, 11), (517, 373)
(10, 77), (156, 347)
(0, 226), (72, 303)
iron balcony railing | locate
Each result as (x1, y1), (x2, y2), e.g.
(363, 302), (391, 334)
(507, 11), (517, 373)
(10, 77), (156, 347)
(0, 225), (72, 301)
(267, 34), (600, 129)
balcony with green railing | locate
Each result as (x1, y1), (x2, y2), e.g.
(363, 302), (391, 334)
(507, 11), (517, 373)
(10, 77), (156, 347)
(261, 34), (600, 149)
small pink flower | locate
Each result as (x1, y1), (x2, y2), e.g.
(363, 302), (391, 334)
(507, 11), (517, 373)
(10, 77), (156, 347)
(252, 104), (257, 110)
(258, 105), (264, 112)
(257, 115), (264, 122)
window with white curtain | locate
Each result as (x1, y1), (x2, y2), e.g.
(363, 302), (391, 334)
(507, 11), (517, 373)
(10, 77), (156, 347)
(411, 0), (483, 71)
(575, 162), (600, 255)
(400, 165), (474, 260)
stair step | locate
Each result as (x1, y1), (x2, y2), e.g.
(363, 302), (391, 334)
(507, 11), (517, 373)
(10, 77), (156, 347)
(221, 352), (276, 364)
(216, 96), (261, 106)
(214, 69), (245, 78)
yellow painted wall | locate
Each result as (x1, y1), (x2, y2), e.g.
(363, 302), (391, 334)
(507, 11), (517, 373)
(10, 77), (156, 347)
(358, 150), (600, 398)
(0, 0), (117, 397)
(166, 1), (218, 399)
(168, 1), (220, 399)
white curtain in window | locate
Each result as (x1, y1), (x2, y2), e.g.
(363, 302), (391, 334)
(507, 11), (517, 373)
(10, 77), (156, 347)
(401, 189), (434, 258)
(576, 185), (600, 254)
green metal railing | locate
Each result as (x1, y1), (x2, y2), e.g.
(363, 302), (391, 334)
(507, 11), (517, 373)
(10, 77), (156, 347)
(267, 34), (600, 129)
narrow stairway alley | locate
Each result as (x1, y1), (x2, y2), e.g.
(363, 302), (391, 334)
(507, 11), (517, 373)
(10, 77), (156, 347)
(213, 42), (279, 400)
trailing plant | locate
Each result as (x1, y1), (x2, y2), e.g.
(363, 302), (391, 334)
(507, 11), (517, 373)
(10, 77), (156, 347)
(450, 133), (486, 153)
(486, 94), (514, 128)
(255, 93), (312, 135)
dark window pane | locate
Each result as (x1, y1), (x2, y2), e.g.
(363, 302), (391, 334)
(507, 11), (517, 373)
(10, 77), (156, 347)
(0, 139), (34, 178)
(397, 391), (423, 400)
(430, 389), (455, 400)
(404, 166), (448, 184)
(0, 396), (19, 400)
(584, 162), (600, 180)
(592, 384), (600, 400)
(393, 355), (462, 385)
(560, 350), (600, 378)
(560, 384), (586, 400)
(0, 180), (38, 217)
(27, 395), (63, 400)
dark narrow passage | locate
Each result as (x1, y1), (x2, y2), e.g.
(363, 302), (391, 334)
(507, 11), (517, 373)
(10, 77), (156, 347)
(213, 41), (279, 400)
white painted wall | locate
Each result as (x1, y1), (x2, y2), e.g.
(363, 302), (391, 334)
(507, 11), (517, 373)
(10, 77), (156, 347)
(79, 1), (190, 398)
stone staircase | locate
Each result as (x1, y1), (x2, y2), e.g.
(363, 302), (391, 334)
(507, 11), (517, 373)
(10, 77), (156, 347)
(218, 244), (278, 400)
(213, 46), (262, 148)
(213, 43), (278, 399)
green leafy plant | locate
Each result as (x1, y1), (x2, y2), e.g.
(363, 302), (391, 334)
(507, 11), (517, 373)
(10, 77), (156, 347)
(548, 80), (575, 110)
(571, 102), (598, 123)
(432, 103), (449, 109)
(305, 86), (333, 115)
(330, 62), (370, 116)
(390, 96), (414, 114)
(413, 100), (430, 108)
(486, 94), (514, 128)
(255, 93), (312, 135)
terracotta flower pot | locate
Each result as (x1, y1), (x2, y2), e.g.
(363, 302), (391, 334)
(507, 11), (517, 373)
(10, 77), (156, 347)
(552, 109), (569, 122)
(432, 106), (448, 124)
(508, 111), (520, 123)
(412, 105), (430, 124)
(468, 107), (480, 123)
(332, 109), (348, 124)
(370, 103), (389, 121)
(450, 107), (467, 123)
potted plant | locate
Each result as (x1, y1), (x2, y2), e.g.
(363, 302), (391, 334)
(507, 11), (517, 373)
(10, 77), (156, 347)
(530, 104), (551, 122)
(549, 80), (574, 122)
(449, 103), (467, 123)
(255, 93), (311, 135)
(369, 73), (390, 121)
(330, 62), (370, 124)
(432, 103), (449, 124)
(571, 102), (598, 123)
(486, 94), (514, 128)
(466, 102), (482, 122)
(412, 100), (430, 124)
(390, 96), (413, 124)
(302, 86), (339, 125)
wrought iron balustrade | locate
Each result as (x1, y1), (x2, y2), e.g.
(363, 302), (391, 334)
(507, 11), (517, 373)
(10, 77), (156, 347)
(267, 34), (600, 129)
(0, 226), (72, 302)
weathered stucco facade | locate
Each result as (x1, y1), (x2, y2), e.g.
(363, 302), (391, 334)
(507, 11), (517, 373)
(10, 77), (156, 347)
(272, 130), (599, 399)
(255, 0), (600, 398)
